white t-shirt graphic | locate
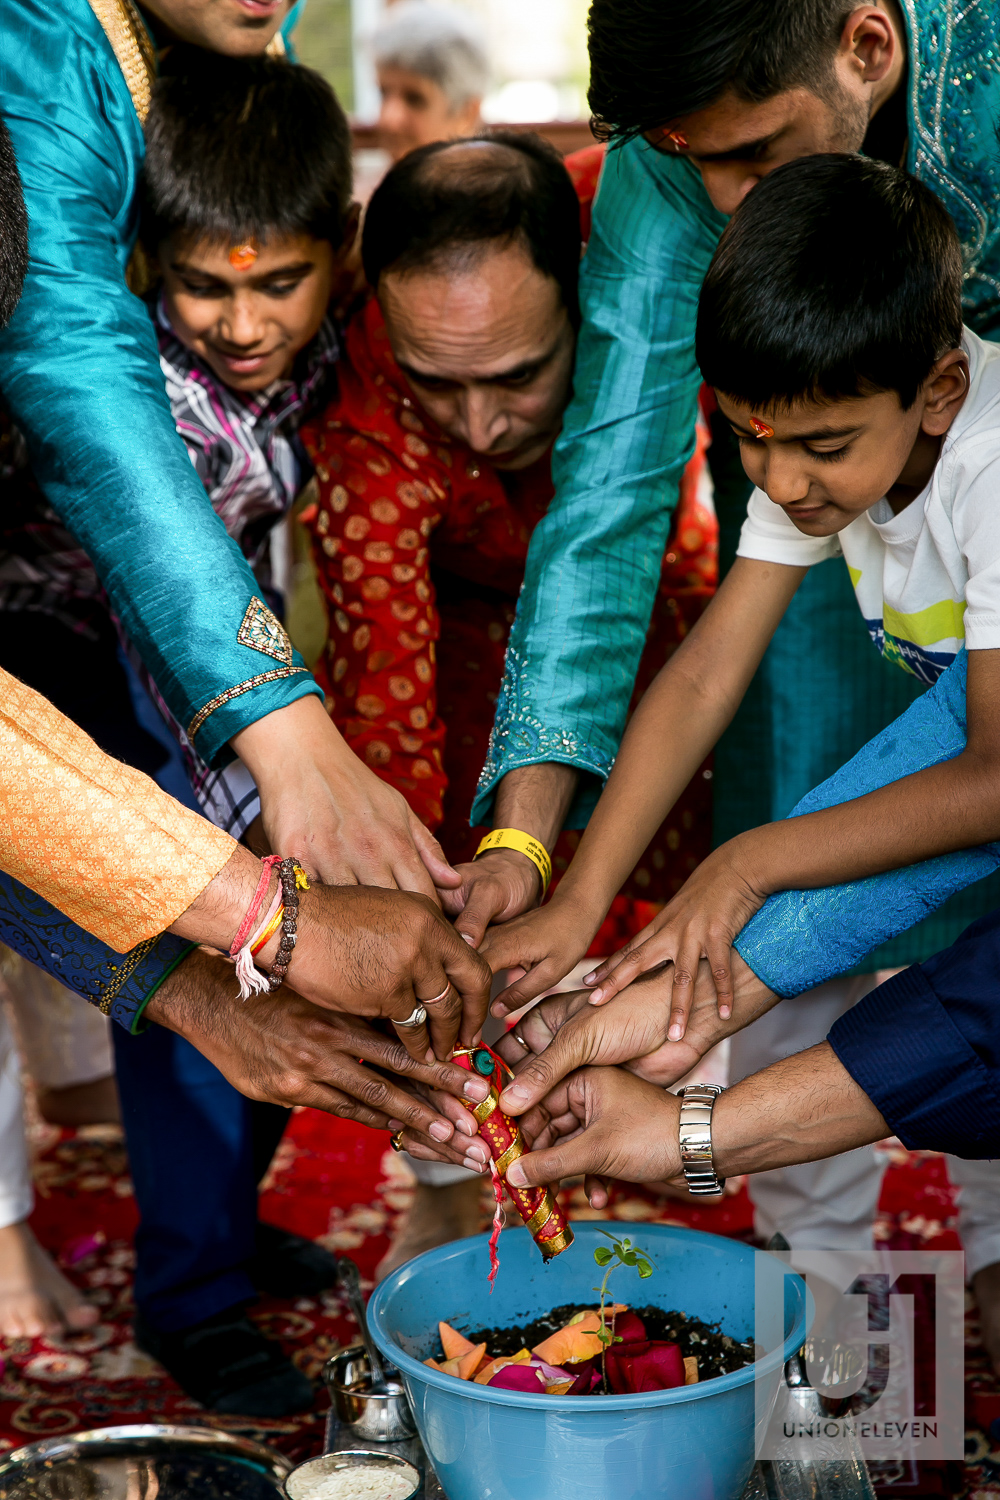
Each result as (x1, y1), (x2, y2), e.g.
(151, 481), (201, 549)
(736, 329), (1000, 684)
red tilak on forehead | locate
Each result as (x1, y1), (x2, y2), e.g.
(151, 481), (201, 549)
(749, 417), (774, 439)
(229, 241), (258, 271)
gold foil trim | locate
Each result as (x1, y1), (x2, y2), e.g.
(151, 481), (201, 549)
(538, 1225), (574, 1258)
(525, 1196), (556, 1237)
(472, 1093), (498, 1125)
(494, 1137), (524, 1179)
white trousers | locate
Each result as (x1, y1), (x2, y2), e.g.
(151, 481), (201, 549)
(0, 950), (114, 1230)
(731, 972), (1000, 1269)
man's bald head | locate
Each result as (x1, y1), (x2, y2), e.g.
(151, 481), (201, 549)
(362, 132), (583, 327)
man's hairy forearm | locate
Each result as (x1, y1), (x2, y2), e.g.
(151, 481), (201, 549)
(712, 1042), (888, 1178)
(167, 844), (263, 954)
(494, 763), (579, 849)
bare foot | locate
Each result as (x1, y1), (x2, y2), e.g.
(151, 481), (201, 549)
(376, 1179), (484, 1281)
(36, 1074), (120, 1129)
(0, 1220), (99, 1340)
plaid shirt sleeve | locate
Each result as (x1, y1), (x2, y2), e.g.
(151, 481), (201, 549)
(472, 140), (727, 826)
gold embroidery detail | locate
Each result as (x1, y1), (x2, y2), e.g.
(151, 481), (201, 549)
(187, 666), (308, 742)
(86, 0), (156, 122)
(96, 937), (157, 1016)
(238, 597), (294, 665)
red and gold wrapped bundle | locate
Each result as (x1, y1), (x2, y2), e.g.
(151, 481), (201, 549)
(453, 1044), (573, 1261)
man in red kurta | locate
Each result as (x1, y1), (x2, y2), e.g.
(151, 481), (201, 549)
(301, 139), (717, 956)
(299, 134), (718, 1270)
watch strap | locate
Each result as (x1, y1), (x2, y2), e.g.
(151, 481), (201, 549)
(677, 1084), (726, 1196)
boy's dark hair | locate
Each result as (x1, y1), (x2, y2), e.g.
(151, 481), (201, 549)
(0, 117), (28, 329)
(696, 155), (964, 412)
(362, 132), (583, 327)
(588, 0), (852, 142)
(142, 47), (352, 250)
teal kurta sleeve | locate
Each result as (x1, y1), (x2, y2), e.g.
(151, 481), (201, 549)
(471, 140), (726, 826)
(0, 0), (321, 764)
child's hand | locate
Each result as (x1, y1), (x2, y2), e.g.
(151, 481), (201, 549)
(477, 897), (602, 1017)
(583, 846), (768, 1039)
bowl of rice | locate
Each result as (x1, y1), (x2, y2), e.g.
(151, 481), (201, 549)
(282, 1449), (420, 1500)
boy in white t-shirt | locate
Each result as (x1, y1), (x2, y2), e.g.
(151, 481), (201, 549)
(484, 152), (1000, 1038)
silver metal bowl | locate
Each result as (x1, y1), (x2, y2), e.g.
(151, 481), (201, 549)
(323, 1345), (416, 1443)
(283, 1450), (420, 1500)
(0, 1423), (291, 1498)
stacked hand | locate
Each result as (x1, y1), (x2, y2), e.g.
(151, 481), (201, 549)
(391, 954), (779, 1183)
(147, 948), (492, 1149)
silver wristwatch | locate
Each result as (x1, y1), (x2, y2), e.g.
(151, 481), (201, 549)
(677, 1084), (726, 1195)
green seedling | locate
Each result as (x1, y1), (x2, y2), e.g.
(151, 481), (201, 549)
(592, 1232), (655, 1388)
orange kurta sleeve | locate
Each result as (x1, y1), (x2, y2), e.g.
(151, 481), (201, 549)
(0, 669), (235, 949)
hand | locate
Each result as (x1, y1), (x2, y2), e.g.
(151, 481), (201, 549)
(284, 884), (493, 1062)
(583, 842), (768, 1036)
(146, 948), (491, 1142)
(479, 895), (599, 1017)
(232, 695), (463, 899)
(505, 1067), (683, 1209)
(441, 848), (543, 943)
(493, 953), (780, 1116)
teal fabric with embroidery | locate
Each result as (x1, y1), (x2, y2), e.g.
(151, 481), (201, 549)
(474, 0), (1000, 973)
(0, 0), (320, 764)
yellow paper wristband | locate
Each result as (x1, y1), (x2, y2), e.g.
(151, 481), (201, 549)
(475, 828), (552, 893)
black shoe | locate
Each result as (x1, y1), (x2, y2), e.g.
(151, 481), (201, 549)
(250, 1222), (340, 1298)
(135, 1306), (314, 1416)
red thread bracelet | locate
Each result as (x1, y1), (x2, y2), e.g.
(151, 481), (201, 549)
(229, 855), (282, 958)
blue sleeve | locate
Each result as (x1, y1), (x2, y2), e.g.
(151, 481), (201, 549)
(733, 651), (1000, 995)
(472, 141), (727, 826)
(0, 868), (194, 1034)
(828, 908), (1000, 1157)
(0, 0), (320, 764)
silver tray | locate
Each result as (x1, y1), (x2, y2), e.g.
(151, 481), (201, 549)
(0, 1423), (292, 1499)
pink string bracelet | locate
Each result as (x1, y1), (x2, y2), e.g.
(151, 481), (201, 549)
(230, 855), (282, 1000)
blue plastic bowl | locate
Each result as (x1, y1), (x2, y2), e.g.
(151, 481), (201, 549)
(368, 1223), (809, 1500)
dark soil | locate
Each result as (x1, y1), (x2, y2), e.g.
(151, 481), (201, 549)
(460, 1303), (757, 1384)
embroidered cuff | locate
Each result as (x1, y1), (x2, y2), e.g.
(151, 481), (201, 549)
(0, 870), (195, 1033)
(187, 597), (322, 761)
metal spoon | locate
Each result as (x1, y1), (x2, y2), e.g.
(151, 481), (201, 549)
(337, 1256), (392, 1394)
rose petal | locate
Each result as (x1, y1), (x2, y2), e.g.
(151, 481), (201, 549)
(605, 1340), (685, 1394)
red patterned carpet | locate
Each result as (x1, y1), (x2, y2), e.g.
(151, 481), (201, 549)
(0, 1110), (994, 1493)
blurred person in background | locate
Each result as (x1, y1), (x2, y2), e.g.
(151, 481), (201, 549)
(373, 1), (489, 162)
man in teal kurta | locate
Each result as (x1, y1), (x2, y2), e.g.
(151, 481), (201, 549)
(463, 0), (1000, 1330)
(0, 0), (449, 898)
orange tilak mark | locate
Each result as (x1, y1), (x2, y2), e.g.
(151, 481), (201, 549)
(749, 417), (774, 439)
(229, 241), (258, 271)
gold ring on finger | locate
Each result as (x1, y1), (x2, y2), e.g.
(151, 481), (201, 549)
(513, 1030), (529, 1050)
(390, 1130), (405, 1152)
(417, 982), (452, 1005)
(395, 1003), (428, 1028)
